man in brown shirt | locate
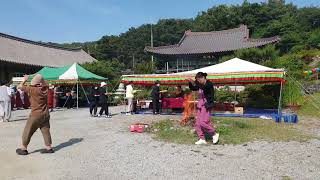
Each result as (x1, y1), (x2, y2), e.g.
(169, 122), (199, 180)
(16, 74), (54, 155)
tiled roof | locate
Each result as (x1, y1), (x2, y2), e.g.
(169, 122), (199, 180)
(0, 32), (96, 67)
(145, 25), (280, 55)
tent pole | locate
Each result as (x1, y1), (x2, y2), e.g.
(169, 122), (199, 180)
(80, 83), (90, 104)
(62, 84), (75, 109)
(277, 81), (283, 116)
(234, 80), (236, 101)
(77, 82), (79, 109)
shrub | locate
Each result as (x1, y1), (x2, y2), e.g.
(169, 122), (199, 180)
(307, 29), (320, 49)
(273, 54), (307, 79)
(235, 45), (279, 63)
(215, 86), (234, 103)
(283, 79), (304, 106)
(135, 88), (152, 100)
(243, 85), (280, 109)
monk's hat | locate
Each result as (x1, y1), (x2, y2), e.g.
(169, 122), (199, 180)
(100, 82), (107, 87)
(31, 74), (44, 86)
(49, 84), (54, 89)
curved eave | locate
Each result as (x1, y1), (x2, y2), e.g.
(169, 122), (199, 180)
(145, 36), (280, 55)
(0, 32), (82, 51)
(0, 50), (96, 67)
(0, 58), (46, 68)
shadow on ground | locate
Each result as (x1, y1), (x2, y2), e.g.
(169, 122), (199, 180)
(30, 138), (84, 154)
(9, 118), (27, 122)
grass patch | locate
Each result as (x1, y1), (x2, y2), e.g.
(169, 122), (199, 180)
(150, 117), (319, 145)
(298, 93), (320, 118)
(281, 176), (292, 180)
(151, 120), (197, 144)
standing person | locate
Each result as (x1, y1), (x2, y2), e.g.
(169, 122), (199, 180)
(175, 85), (184, 98)
(65, 88), (73, 109)
(53, 86), (59, 108)
(10, 85), (16, 110)
(15, 89), (24, 109)
(16, 74), (54, 155)
(125, 81), (136, 115)
(151, 81), (161, 115)
(188, 72), (219, 145)
(98, 82), (111, 118)
(0, 81), (12, 122)
(47, 85), (54, 112)
(89, 86), (99, 117)
(54, 86), (63, 108)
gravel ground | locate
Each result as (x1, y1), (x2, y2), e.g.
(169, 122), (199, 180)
(0, 106), (320, 180)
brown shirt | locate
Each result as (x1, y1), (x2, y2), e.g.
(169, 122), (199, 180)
(21, 85), (49, 115)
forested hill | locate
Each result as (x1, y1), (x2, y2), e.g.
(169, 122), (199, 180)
(62, 0), (320, 79)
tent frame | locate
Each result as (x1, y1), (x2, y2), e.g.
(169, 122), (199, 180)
(123, 78), (285, 117)
(121, 57), (286, 116)
(61, 80), (91, 109)
(277, 81), (283, 116)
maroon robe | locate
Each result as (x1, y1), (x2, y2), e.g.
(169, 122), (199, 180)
(15, 91), (23, 109)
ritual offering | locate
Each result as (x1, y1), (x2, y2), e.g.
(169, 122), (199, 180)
(129, 123), (149, 133)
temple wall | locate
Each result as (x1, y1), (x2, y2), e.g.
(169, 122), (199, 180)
(0, 61), (41, 82)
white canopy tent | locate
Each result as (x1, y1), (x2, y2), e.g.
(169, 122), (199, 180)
(176, 58), (283, 74)
(122, 57), (286, 115)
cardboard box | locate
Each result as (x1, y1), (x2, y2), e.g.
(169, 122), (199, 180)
(234, 107), (244, 114)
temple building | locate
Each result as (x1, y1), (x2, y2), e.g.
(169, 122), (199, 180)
(145, 25), (280, 73)
(0, 32), (96, 82)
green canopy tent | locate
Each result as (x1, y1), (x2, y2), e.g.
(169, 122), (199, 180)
(28, 63), (106, 83)
(29, 63), (107, 109)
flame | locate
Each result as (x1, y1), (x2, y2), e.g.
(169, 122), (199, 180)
(180, 93), (195, 126)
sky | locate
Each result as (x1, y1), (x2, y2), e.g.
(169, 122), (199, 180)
(0, 0), (319, 43)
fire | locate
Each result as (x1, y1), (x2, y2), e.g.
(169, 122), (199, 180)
(180, 93), (196, 126)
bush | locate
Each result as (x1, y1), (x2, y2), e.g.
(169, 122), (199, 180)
(134, 88), (152, 100)
(273, 54), (307, 79)
(283, 79), (304, 106)
(243, 85), (280, 109)
(215, 86), (234, 103)
(133, 61), (155, 74)
(307, 29), (320, 49)
(236, 45), (279, 63)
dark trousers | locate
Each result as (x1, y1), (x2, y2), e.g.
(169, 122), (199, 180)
(89, 101), (98, 115)
(152, 98), (160, 114)
(99, 103), (109, 115)
(66, 97), (74, 109)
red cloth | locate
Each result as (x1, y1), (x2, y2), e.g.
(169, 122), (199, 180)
(15, 91), (23, 109)
(161, 98), (184, 109)
(214, 103), (235, 111)
(11, 96), (16, 110)
(48, 89), (54, 108)
(23, 93), (30, 109)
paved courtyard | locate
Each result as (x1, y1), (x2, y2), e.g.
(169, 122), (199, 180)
(0, 106), (319, 180)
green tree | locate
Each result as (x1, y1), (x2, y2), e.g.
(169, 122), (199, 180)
(307, 29), (320, 48)
(82, 59), (125, 88)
